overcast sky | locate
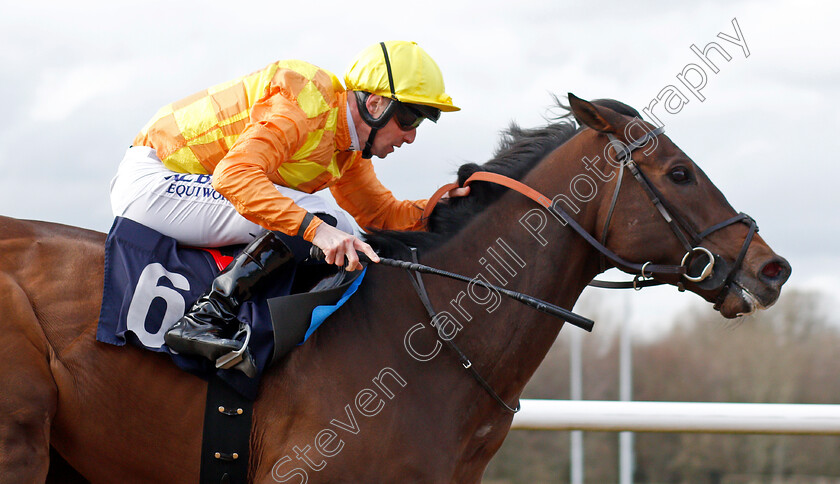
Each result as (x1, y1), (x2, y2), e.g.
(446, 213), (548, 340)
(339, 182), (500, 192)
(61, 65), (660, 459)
(1, 0), (838, 330)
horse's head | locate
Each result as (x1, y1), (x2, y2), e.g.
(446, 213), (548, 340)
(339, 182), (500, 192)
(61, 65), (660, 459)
(567, 94), (790, 318)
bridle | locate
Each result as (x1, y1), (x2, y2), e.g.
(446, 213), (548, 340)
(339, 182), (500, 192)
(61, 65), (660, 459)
(597, 124), (758, 308)
(424, 120), (758, 308)
(400, 118), (759, 413)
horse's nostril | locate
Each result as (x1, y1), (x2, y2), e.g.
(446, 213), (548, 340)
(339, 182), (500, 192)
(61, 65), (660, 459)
(760, 258), (791, 283)
(762, 262), (783, 279)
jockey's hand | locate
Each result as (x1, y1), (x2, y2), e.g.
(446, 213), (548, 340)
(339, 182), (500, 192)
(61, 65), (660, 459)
(441, 186), (471, 199)
(311, 222), (380, 271)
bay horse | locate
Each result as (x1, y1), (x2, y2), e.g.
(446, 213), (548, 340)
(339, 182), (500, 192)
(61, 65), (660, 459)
(0, 95), (789, 483)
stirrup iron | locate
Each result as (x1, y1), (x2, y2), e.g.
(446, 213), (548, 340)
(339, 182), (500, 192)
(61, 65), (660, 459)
(215, 324), (252, 370)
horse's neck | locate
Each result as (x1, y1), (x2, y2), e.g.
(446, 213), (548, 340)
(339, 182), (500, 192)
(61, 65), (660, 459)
(250, 142), (608, 479)
(422, 145), (604, 413)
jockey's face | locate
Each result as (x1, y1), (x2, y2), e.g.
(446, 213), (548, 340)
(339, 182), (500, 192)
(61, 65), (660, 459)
(369, 114), (417, 159)
(355, 95), (417, 159)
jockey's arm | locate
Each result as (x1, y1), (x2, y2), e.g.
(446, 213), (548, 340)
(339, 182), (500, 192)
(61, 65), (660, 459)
(211, 97), (377, 270)
(211, 99), (323, 242)
(330, 158), (471, 231)
(329, 157), (429, 232)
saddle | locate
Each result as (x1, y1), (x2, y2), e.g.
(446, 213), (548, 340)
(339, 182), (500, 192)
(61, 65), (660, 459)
(96, 217), (366, 399)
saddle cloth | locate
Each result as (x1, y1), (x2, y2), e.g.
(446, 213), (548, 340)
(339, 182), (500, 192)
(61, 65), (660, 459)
(96, 217), (365, 399)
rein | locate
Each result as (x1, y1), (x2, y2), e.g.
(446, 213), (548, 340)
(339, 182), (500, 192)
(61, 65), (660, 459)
(308, 246), (594, 415)
(308, 246), (593, 331)
(422, 123), (758, 303)
(313, 120), (758, 414)
(423, 167), (683, 282)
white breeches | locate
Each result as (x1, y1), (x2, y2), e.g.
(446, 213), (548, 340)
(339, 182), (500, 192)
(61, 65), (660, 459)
(110, 146), (355, 247)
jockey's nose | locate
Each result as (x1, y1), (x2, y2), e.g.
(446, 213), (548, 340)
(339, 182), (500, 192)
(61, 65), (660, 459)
(404, 128), (417, 144)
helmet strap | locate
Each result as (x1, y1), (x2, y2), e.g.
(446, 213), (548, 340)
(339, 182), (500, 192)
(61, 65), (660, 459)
(362, 126), (378, 159)
(355, 42), (401, 159)
(354, 90), (399, 159)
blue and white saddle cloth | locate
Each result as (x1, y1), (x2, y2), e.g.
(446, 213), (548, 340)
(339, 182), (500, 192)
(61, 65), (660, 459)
(96, 217), (365, 399)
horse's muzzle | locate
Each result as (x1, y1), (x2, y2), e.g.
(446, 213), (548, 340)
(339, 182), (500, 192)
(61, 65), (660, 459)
(717, 255), (791, 318)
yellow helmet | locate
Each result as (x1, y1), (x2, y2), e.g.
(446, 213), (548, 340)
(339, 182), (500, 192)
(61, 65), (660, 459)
(344, 41), (460, 113)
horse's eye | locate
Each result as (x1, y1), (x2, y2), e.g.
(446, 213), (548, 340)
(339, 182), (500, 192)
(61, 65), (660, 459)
(669, 166), (691, 184)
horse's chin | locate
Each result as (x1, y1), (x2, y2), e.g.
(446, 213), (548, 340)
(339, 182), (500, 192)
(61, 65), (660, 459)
(717, 282), (771, 319)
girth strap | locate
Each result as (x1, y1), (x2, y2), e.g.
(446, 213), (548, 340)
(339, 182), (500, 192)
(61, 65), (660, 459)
(200, 375), (253, 484)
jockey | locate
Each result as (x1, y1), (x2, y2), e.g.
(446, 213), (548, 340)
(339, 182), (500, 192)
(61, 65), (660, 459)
(110, 41), (467, 376)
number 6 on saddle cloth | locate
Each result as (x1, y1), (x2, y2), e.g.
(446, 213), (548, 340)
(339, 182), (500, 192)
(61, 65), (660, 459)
(96, 216), (366, 400)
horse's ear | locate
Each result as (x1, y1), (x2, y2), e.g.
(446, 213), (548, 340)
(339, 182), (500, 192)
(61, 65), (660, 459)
(568, 93), (624, 134)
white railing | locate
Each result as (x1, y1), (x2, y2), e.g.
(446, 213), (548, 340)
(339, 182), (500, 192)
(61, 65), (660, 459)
(511, 399), (840, 435)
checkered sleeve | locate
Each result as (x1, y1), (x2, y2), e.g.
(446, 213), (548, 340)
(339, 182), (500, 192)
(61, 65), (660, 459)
(211, 95), (323, 240)
(329, 156), (428, 232)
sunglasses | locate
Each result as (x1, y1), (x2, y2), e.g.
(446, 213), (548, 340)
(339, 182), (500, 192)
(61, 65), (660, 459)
(393, 102), (442, 131)
(394, 103), (426, 131)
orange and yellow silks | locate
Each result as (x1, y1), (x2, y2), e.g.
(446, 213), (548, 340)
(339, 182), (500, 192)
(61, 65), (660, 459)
(133, 60), (426, 240)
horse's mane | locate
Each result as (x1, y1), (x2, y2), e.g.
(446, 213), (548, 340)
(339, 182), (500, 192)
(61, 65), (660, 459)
(364, 97), (641, 258)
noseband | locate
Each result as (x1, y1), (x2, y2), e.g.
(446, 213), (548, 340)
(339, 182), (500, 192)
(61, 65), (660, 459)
(600, 125), (758, 307)
(424, 120), (758, 308)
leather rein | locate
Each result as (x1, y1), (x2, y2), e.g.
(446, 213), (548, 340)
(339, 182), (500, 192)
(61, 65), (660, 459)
(422, 123), (758, 307)
(346, 121), (758, 414)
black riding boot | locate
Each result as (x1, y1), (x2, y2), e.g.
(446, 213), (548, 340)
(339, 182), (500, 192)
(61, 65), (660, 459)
(164, 231), (295, 377)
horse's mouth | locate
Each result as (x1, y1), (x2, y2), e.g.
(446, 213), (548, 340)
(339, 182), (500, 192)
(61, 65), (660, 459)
(717, 280), (776, 319)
